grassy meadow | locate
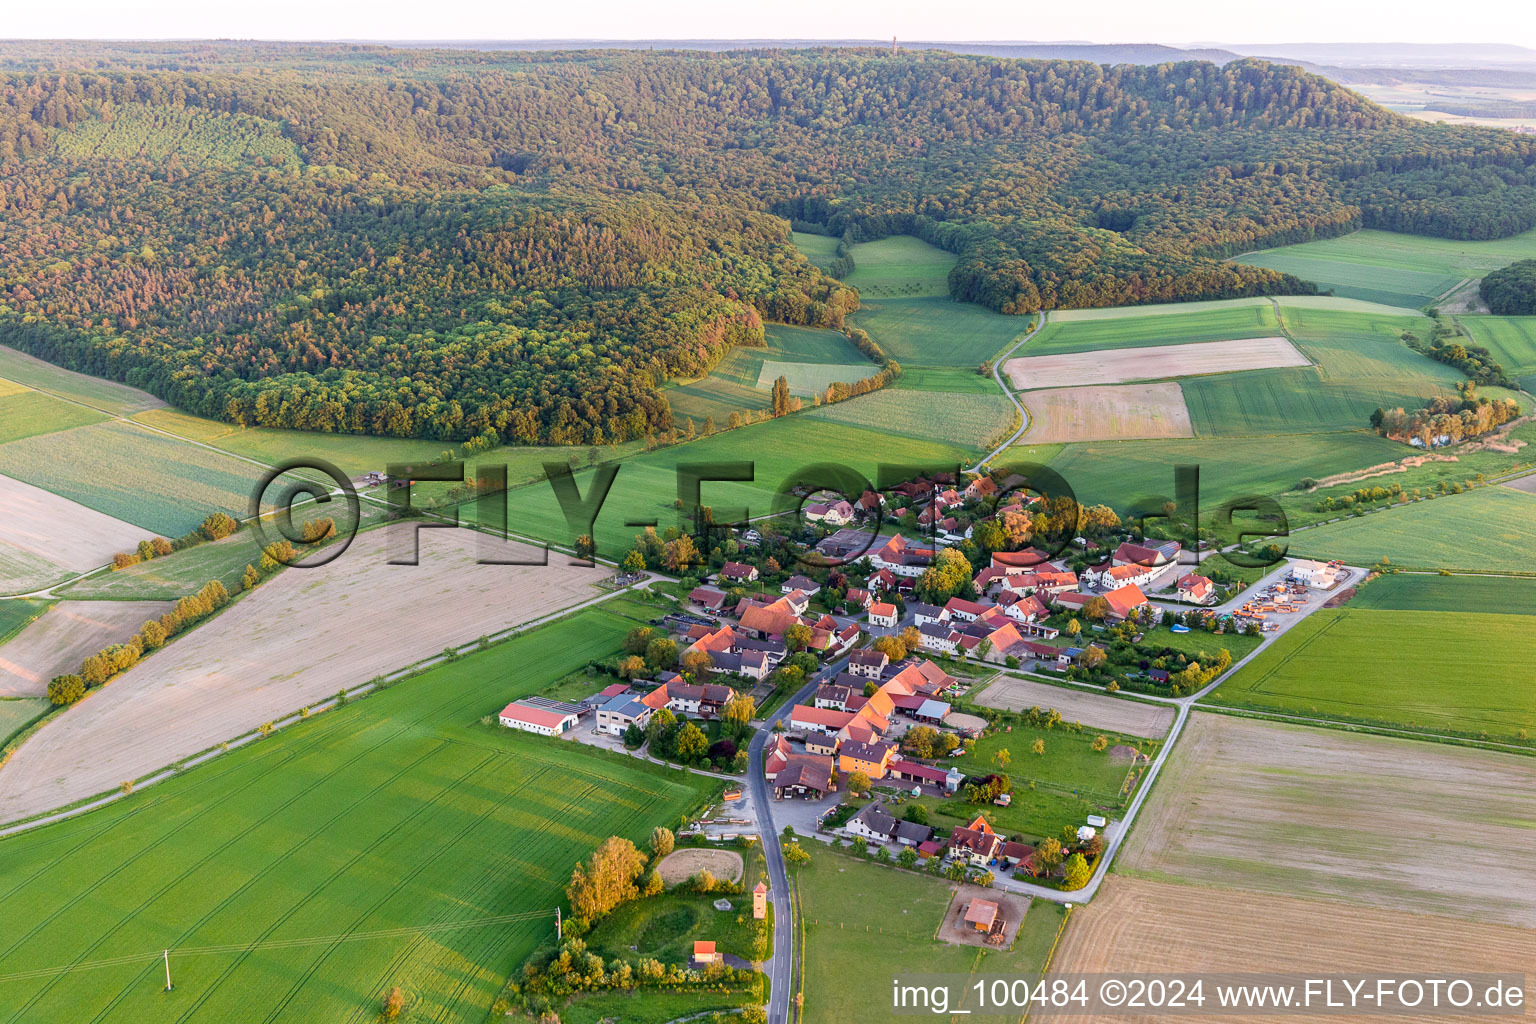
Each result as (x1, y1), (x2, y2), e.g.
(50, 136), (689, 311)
(0, 345), (164, 416)
(0, 606), (716, 1024)
(851, 297), (1029, 370)
(1457, 315), (1536, 390)
(798, 849), (1068, 1024)
(842, 235), (956, 297)
(0, 387), (108, 445)
(1024, 301), (1282, 357)
(1207, 605), (1536, 742)
(1348, 572), (1536, 614)
(1288, 484), (1536, 572)
(0, 598), (51, 644)
(790, 229), (842, 270)
(1181, 368), (1453, 437)
(1236, 227), (1536, 308)
(804, 388), (1018, 449)
(664, 324), (876, 425)
(0, 696), (49, 748)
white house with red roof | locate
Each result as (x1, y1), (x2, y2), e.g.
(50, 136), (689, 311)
(867, 601), (898, 628)
(498, 700), (580, 736)
(1176, 573), (1215, 605)
(805, 500), (855, 526)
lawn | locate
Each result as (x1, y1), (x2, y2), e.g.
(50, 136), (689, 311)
(850, 297), (1028, 369)
(464, 414), (973, 558)
(1236, 227), (1536, 309)
(1181, 368), (1454, 437)
(797, 848), (1067, 1024)
(0, 344), (164, 416)
(1009, 431), (1403, 514)
(1288, 484), (1536, 572)
(1457, 315), (1536, 389)
(1024, 301), (1282, 356)
(0, 388), (108, 444)
(1206, 606), (1536, 741)
(0, 605), (717, 1024)
(1348, 572), (1536, 614)
(0, 420), (268, 535)
(842, 235), (956, 298)
(1135, 625), (1262, 662)
(804, 388), (1018, 449)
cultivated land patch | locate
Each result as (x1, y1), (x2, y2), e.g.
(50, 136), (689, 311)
(1505, 470), (1536, 493)
(1051, 876), (1536, 1022)
(0, 420), (267, 536)
(804, 388), (1017, 449)
(1004, 337), (1309, 389)
(0, 696), (47, 747)
(850, 296), (1027, 369)
(0, 344), (165, 415)
(0, 600), (173, 699)
(655, 848), (744, 887)
(1289, 484), (1536, 572)
(1458, 315), (1536, 390)
(1347, 572), (1536, 615)
(1181, 367), (1454, 437)
(0, 607), (714, 1024)
(1018, 383), (1192, 443)
(755, 358), (874, 395)
(0, 386), (107, 444)
(1207, 605), (1536, 740)
(0, 525), (609, 823)
(1275, 302), (1456, 382)
(842, 234), (956, 297)
(1024, 301), (1282, 357)
(1120, 714), (1536, 926)
(0, 473), (148, 593)
(972, 675), (1174, 738)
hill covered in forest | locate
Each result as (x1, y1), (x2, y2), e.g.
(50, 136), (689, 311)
(1, 43), (1534, 443)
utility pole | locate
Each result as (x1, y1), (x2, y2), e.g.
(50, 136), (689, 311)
(163, 949), (173, 992)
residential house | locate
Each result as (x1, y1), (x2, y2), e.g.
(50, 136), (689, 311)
(1000, 569), (1079, 597)
(1113, 540), (1181, 569)
(868, 534), (937, 578)
(844, 587), (873, 610)
(497, 700), (580, 736)
(1176, 573), (1215, 605)
(964, 475), (999, 502)
(943, 597), (991, 622)
(847, 649), (889, 679)
(838, 739), (896, 779)
(908, 602), (949, 628)
(719, 561), (759, 584)
(814, 683), (855, 711)
(595, 694), (654, 736)
(738, 600), (803, 640)
(805, 500), (855, 526)
(845, 804), (897, 844)
(894, 820), (935, 847)
(782, 575), (821, 597)
(867, 601), (898, 629)
(916, 620), (960, 655)
(709, 650), (770, 681)
(1102, 583), (1154, 622)
(947, 814), (1003, 866)
(990, 549), (1052, 573)
(790, 704), (855, 739)
(867, 567), (899, 592)
(1083, 560), (1160, 592)
(854, 490), (885, 519)
(581, 682), (631, 710)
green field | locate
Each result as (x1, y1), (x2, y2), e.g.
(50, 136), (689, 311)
(1237, 228), (1536, 309)
(890, 365), (1006, 393)
(0, 697), (49, 748)
(1181, 368), (1453, 437)
(790, 230), (842, 271)
(468, 414), (973, 557)
(0, 606), (715, 1023)
(0, 388), (108, 445)
(0, 346), (165, 416)
(1024, 301), (1282, 357)
(1347, 572), (1536, 614)
(799, 849), (1067, 1024)
(804, 388), (1017, 449)
(842, 235), (956, 298)
(0, 598), (51, 643)
(1457, 316), (1536, 390)
(1010, 431), (1403, 513)
(1289, 484), (1536, 572)
(851, 297), (1028, 369)
(1208, 606), (1536, 741)
(1274, 302), (1453, 382)
(0, 420), (268, 535)
(664, 324), (876, 425)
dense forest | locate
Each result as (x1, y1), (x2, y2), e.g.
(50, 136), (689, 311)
(1481, 259), (1536, 315)
(1, 43), (1535, 441)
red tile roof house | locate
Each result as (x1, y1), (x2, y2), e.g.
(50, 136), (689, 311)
(691, 940), (721, 966)
(947, 814), (1003, 866)
(1083, 560), (1160, 592)
(805, 499), (855, 526)
(738, 601), (804, 640)
(868, 534), (937, 578)
(497, 700), (580, 736)
(964, 475), (999, 501)
(844, 587), (873, 610)
(1113, 540), (1181, 568)
(867, 601), (898, 629)
(1176, 573), (1216, 605)
(719, 561), (759, 584)
(1102, 583), (1154, 622)
(943, 596), (992, 622)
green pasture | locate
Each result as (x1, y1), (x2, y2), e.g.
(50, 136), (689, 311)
(1457, 316), (1536, 389)
(1207, 606), (1536, 741)
(1274, 302), (1453, 382)
(0, 345), (163, 416)
(1237, 227), (1536, 309)
(664, 324), (875, 425)
(1023, 301), (1282, 357)
(1046, 296), (1277, 322)
(1349, 572), (1536, 615)
(0, 697), (49, 749)
(0, 606), (714, 1023)
(842, 235), (956, 297)
(890, 365), (1005, 393)
(1288, 484), (1536, 572)
(804, 388), (1017, 449)
(799, 848), (1067, 1024)
(0, 598), (51, 644)
(851, 297), (1028, 368)
(790, 230), (842, 271)
(756, 359), (874, 395)
(0, 388), (107, 445)
(1181, 368), (1453, 437)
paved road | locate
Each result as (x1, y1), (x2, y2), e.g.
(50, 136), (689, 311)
(969, 312), (1045, 472)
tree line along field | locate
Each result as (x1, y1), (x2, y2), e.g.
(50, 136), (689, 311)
(663, 324), (876, 426)
(1288, 483), (1536, 573)
(1236, 227), (1536, 309)
(798, 848), (1067, 1024)
(0, 606), (716, 1024)
(1206, 602), (1536, 741)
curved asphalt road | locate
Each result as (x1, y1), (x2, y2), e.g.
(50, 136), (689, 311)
(969, 311), (1045, 473)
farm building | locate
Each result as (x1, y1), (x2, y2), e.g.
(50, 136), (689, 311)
(845, 804), (897, 843)
(595, 694), (653, 736)
(773, 760), (834, 800)
(497, 699), (580, 736)
(964, 898), (1000, 933)
(1290, 559), (1343, 589)
(691, 941), (721, 966)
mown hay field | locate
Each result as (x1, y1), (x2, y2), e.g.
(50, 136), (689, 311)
(665, 324), (874, 424)
(790, 229), (841, 270)
(1019, 383), (1192, 443)
(1004, 337), (1309, 389)
(1119, 714), (1536, 926)
(0, 606), (715, 1024)
(1207, 605), (1536, 740)
(1276, 302), (1458, 382)
(805, 388), (1018, 449)
(1288, 484), (1536, 572)
(1053, 876), (1536, 1023)
(0, 525), (609, 823)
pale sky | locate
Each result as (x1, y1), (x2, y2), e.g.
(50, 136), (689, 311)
(6, 0), (1533, 49)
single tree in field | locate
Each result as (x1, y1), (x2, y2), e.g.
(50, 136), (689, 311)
(993, 747), (1011, 770)
(650, 826), (675, 860)
(381, 986), (404, 1021)
(1091, 734), (1109, 752)
(1031, 738), (1045, 756)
